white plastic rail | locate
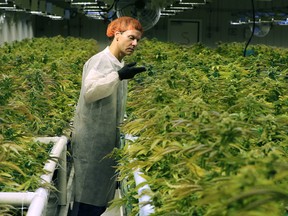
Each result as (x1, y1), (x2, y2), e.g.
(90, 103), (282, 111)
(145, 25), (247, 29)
(133, 169), (155, 216)
(125, 134), (155, 216)
(0, 135), (67, 216)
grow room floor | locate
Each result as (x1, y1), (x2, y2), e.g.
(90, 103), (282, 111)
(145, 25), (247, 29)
(45, 163), (122, 216)
(46, 189), (122, 216)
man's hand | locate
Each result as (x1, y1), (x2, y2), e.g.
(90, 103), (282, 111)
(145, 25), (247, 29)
(118, 62), (146, 80)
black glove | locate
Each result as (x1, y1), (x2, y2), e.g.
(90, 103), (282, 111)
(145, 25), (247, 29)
(118, 62), (146, 80)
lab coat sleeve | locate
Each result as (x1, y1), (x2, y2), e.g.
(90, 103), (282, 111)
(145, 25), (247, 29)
(84, 69), (120, 103)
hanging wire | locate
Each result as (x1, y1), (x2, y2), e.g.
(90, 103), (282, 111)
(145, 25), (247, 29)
(243, 0), (255, 57)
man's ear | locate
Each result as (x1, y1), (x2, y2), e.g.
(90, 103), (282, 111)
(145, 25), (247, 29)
(115, 31), (121, 41)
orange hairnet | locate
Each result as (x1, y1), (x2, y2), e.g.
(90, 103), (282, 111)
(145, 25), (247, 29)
(106, 16), (143, 38)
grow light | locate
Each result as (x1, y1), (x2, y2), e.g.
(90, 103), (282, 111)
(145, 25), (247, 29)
(0, 0), (16, 10)
(169, 6), (194, 9)
(160, 11), (176, 16)
(231, 10), (288, 27)
(230, 20), (245, 25)
(160, 12), (175, 16)
(29, 10), (45, 15)
(0, 5), (14, 9)
(82, 5), (103, 12)
(0, 0), (7, 5)
(178, 0), (206, 6)
(275, 18), (288, 25)
(231, 18), (288, 26)
(163, 0), (206, 13)
(85, 10), (105, 19)
(83, 5), (102, 9)
(0, 3), (25, 11)
(178, 0), (206, 3)
(46, 14), (63, 19)
(162, 8), (184, 13)
(71, 0), (99, 5)
(83, 8), (101, 12)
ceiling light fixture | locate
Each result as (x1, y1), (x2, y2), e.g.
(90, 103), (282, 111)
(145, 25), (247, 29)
(169, 6), (194, 10)
(0, 0), (7, 5)
(71, 0), (99, 6)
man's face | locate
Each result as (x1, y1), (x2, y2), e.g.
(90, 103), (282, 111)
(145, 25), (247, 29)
(116, 29), (142, 56)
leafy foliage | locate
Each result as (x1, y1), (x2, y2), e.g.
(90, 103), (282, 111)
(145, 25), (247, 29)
(0, 36), (98, 214)
(116, 39), (288, 215)
(0, 36), (97, 138)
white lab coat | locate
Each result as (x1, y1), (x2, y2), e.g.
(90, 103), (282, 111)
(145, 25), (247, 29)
(72, 47), (127, 206)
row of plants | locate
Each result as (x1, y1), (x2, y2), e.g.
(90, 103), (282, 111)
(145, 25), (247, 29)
(115, 39), (288, 216)
(1, 35), (288, 215)
(0, 36), (98, 215)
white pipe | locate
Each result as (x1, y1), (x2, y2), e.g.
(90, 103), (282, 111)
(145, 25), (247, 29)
(133, 169), (155, 216)
(27, 188), (49, 216)
(57, 143), (67, 205)
(27, 135), (67, 216)
(58, 165), (75, 216)
(35, 136), (61, 144)
(0, 136), (67, 216)
(0, 192), (35, 205)
(125, 134), (155, 216)
(39, 136), (67, 184)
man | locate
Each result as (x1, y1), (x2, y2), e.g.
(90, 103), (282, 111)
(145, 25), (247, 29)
(70, 16), (146, 216)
